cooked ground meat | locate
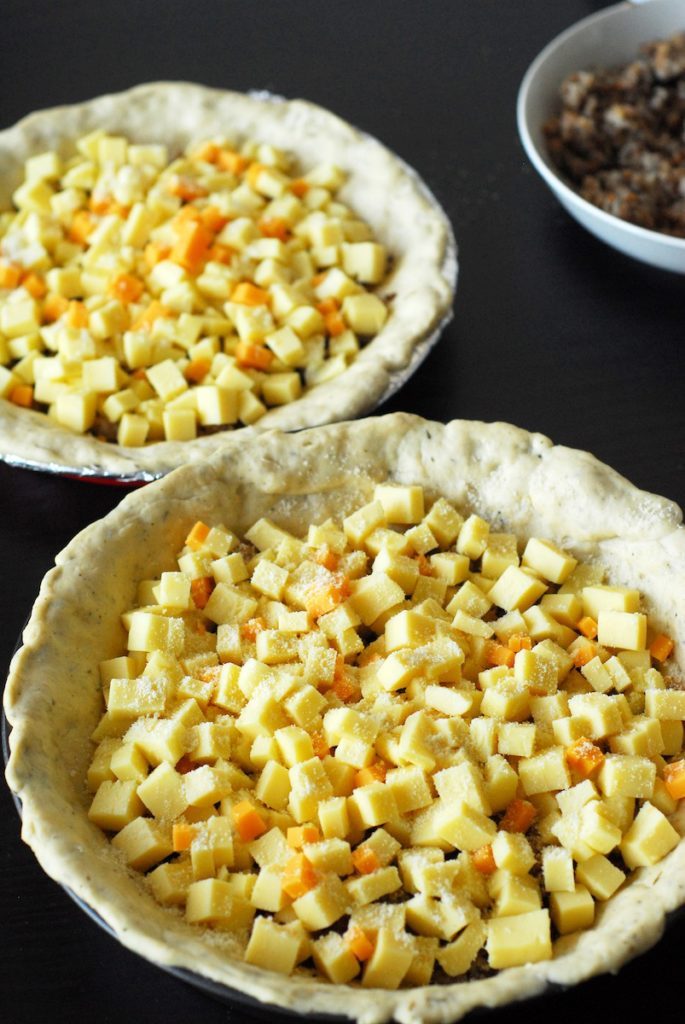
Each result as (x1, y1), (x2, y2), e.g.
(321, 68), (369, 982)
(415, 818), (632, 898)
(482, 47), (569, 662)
(544, 32), (685, 236)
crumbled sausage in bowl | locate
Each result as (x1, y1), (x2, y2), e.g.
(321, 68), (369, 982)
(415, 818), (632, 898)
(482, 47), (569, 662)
(517, 0), (685, 273)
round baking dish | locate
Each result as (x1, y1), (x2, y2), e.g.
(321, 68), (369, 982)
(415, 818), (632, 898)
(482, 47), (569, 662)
(4, 414), (685, 1023)
(517, 0), (685, 273)
(0, 84), (457, 483)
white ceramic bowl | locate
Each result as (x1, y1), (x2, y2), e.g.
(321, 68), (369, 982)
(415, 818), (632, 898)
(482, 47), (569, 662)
(517, 0), (685, 273)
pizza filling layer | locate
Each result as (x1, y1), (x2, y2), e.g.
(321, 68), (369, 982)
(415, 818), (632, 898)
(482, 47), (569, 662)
(0, 133), (389, 444)
(87, 485), (685, 986)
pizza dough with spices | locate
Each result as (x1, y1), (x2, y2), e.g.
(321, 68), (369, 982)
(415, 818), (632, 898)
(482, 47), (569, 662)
(0, 83), (456, 479)
(4, 414), (685, 1022)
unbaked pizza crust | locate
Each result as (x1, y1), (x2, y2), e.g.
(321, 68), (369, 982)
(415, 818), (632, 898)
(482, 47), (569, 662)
(0, 83), (456, 479)
(4, 414), (685, 1023)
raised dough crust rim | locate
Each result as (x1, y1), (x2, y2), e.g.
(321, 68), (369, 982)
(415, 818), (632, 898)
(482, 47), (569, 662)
(4, 414), (685, 1023)
(0, 83), (457, 480)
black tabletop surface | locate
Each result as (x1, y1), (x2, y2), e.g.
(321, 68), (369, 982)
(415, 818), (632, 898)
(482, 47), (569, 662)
(2, 2), (685, 1022)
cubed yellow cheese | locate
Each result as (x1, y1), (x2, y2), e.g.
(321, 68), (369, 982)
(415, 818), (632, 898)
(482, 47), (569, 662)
(361, 927), (413, 989)
(406, 891), (478, 941)
(598, 754), (656, 799)
(491, 831), (535, 875)
(549, 884), (594, 935)
(385, 766), (433, 814)
(311, 932), (359, 984)
(81, 355), (120, 393)
(449, 581), (492, 619)
(362, 827), (402, 868)
(578, 801), (622, 854)
(156, 571), (192, 610)
(111, 816), (172, 871)
(103, 388), (140, 423)
(620, 802), (680, 868)
(430, 552), (470, 585)
(437, 920), (487, 977)
(568, 693), (624, 740)
(373, 484), (424, 524)
(582, 585), (640, 617)
(136, 761), (188, 819)
(144, 859), (194, 908)
(486, 909), (552, 969)
(126, 717), (187, 766)
(497, 721), (537, 758)
(424, 497), (464, 547)
(107, 676), (169, 717)
(645, 688), (685, 721)
(292, 874), (350, 930)
(661, 719), (685, 756)
(88, 779), (145, 831)
(609, 716), (664, 758)
(303, 838), (353, 876)
(343, 500), (385, 546)
(318, 796), (350, 840)
(580, 656), (614, 694)
(435, 800), (497, 851)
(433, 763), (491, 816)
(345, 866), (402, 906)
(487, 565), (548, 612)
(484, 755), (519, 812)
(54, 391), (97, 434)
(518, 746), (571, 795)
(540, 592), (583, 628)
(263, 372), (302, 406)
(245, 916), (302, 975)
(522, 537), (577, 584)
(264, 325), (305, 366)
(575, 854), (626, 901)
(481, 534), (519, 579)
(451, 610), (494, 639)
(146, 358), (187, 402)
(480, 684), (530, 722)
(542, 846), (575, 893)
(186, 879), (255, 929)
(341, 242), (386, 284)
(195, 385), (239, 426)
(469, 717), (500, 760)
(425, 684), (475, 718)
(204, 583), (258, 625)
(250, 863), (289, 912)
(597, 610), (647, 651)
(127, 612), (184, 656)
(350, 572), (405, 626)
(491, 871), (542, 917)
(555, 779), (598, 816)
(87, 738), (120, 791)
(348, 783), (398, 828)
(275, 725), (315, 767)
(341, 293), (387, 335)
(404, 522), (438, 555)
(522, 606), (576, 648)
(455, 515), (489, 559)
(397, 710), (438, 771)
(184, 765), (231, 807)
(289, 757), (333, 821)
(384, 609), (437, 651)
(110, 741), (148, 783)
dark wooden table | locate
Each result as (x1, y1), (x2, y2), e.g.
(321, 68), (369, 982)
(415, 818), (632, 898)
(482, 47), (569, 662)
(1, 2), (684, 1021)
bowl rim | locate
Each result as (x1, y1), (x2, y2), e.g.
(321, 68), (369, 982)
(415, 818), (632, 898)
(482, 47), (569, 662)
(516, 0), (685, 253)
